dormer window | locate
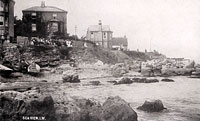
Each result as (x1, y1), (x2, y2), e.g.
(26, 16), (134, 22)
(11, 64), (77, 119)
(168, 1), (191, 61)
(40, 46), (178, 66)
(32, 13), (37, 19)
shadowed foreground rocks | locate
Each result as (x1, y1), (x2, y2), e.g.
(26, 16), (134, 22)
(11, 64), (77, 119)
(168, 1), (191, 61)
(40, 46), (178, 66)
(0, 96), (56, 121)
(0, 94), (138, 121)
(137, 99), (166, 112)
(58, 96), (138, 121)
(101, 96), (138, 121)
(161, 78), (175, 82)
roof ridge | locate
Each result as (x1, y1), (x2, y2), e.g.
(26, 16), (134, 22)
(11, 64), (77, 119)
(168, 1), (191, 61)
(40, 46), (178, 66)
(23, 6), (67, 12)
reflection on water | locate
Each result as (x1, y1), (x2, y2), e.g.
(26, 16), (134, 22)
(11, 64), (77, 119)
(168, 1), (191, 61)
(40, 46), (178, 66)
(63, 76), (200, 121)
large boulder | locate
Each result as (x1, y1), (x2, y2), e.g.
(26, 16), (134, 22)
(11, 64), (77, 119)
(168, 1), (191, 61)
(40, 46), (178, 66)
(137, 99), (166, 112)
(111, 63), (129, 77)
(161, 68), (177, 77)
(101, 96), (138, 121)
(161, 68), (193, 76)
(141, 68), (154, 77)
(61, 98), (101, 121)
(129, 61), (141, 72)
(195, 64), (200, 69)
(161, 78), (175, 82)
(132, 78), (159, 83)
(185, 61), (195, 68)
(57, 96), (138, 121)
(62, 71), (80, 83)
(28, 63), (40, 73)
(116, 77), (133, 85)
(190, 71), (200, 78)
(175, 68), (193, 76)
(0, 96), (56, 121)
(153, 68), (162, 76)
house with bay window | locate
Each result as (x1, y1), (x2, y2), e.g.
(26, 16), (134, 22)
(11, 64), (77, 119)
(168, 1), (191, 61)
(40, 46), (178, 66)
(0, 0), (15, 43)
(22, 1), (68, 38)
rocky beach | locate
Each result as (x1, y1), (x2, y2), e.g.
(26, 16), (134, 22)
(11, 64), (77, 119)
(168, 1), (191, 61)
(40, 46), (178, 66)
(1, 44), (200, 121)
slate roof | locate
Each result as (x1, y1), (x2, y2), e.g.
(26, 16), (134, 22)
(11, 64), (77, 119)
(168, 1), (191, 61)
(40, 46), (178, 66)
(88, 25), (112, 32)
(23, 6), (67, 13)
(110, 37), (128, 46)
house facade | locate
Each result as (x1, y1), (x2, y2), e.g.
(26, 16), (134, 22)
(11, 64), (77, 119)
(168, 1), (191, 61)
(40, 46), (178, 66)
(22, 2), (68, 38)
(86, 21), (112, 48)
(0, 0), (15, 43)
(110, 36), (128, 51)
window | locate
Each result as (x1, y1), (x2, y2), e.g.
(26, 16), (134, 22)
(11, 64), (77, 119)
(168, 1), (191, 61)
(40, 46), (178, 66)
(0, 1), (4, 11)
(32, 24), (36, 32)
(103, 32), (106, 39)
(91, 32), (94, 38)
(51, 22), (58, 32)
(0, 16), (4, 26)
(32, 13), (37, 19)
(5, 18), (8, 27)
(53, 14), (57, 19)
(0, 29), (4, 35)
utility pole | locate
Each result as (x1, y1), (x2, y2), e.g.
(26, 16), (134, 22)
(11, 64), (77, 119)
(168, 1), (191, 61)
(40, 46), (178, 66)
(75, 25), (77, 41)
(150, 37), (152, 52)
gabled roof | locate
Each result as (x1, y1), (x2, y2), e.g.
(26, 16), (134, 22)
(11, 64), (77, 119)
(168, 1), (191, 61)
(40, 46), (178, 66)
(110, 37), (128, 46)
(23, 6), (67, 13)
(88, 25), (112, 32)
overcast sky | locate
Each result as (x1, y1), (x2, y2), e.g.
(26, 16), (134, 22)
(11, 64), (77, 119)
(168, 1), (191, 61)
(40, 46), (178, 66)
(14, 0), (200, 62)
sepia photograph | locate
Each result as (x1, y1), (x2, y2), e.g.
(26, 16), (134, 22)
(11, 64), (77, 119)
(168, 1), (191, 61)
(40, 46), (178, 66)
(0, 0), (200, 121)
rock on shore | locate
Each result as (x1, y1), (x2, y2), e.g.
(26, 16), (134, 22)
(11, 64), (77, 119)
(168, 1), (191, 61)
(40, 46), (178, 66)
(137, 99), (166, 112)
(110, 63), (129, 77)
(62, 71), (80, 83)
(161, 68), (193, 77)
(58, 96), (138, 121)
(161, 78), (175, 82)
(101, 96), (138, 121)
(132, 78), (159, 83)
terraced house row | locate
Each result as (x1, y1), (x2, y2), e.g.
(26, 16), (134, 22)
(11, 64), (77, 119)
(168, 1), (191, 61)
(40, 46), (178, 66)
(0, 0), (15, 43)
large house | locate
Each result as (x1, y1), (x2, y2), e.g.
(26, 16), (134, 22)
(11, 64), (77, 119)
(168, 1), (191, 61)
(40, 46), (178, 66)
(86, 21), (113, 48)
(22, 1), (68, 38)
(110, 36), (128, 50)
(0, 0), (15, 43)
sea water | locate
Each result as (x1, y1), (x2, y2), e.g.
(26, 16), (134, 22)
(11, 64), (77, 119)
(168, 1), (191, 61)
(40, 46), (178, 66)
(63, 76), (200, 121)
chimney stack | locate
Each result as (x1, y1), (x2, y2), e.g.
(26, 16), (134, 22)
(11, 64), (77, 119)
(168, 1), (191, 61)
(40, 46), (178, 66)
(98, 20), (102, 25)
(41, 1), (45, 8)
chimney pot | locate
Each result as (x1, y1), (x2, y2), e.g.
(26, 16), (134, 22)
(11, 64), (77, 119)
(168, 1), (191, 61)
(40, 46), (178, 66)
(41, 1), (45, 7)
(98, 20), (102, 25)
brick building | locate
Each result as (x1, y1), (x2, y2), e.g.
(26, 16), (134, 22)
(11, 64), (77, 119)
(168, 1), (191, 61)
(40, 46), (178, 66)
(0, 0), (15, 43)
(22, 2), (68, 38)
